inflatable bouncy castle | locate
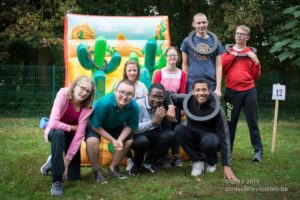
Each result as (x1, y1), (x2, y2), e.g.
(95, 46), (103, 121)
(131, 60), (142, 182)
(64, 14), (171, 166)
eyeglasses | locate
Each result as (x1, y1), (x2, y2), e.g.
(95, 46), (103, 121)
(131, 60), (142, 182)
(77, 85), (91, 95)
(166, 55), (178, 58)
(235, 32), (248, 37)
(117, 90), (134, 98)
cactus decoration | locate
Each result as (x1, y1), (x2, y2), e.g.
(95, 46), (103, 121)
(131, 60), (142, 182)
(77, 36), (121, 100)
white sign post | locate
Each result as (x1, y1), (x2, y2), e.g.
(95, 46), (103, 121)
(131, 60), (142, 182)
(271, 83), (286, 153)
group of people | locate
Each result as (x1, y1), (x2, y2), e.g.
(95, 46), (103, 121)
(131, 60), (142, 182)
(41, 12), (263, 197)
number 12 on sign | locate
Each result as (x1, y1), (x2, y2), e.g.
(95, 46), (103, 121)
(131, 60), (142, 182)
(272, 84), (286, 101)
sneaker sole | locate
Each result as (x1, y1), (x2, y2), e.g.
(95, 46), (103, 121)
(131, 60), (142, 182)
(142, 164), (155, 173)
(51, 188), (63, 196)
(205, 169), (216, 173)
(252, 158), (262, 162)
(107, 172), (128, 180)
(51, 191), (63, 196)
(143, 167), (155, 173)
(40, 165), (51, 175)
(129, 171), (140, 176)
(118, 176), (128, 180)
(96, 180), (108, 184)
(191, 173), (203, 177)
(108, 175), (128, 180)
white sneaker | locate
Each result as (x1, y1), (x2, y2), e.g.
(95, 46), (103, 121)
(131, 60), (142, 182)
(205, 163), (216, 173)
(191, 161), (204, 176)
(126, 158), (134, 171)
(41, 155), (52, 175)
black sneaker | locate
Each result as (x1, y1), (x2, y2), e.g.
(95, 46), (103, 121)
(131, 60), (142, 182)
(143, 160), (161, 173)
(173, 154), (183, 167)
(107, 167), (127, 180)
(162, 156), (171, 168)
(129, 163), (141, 176)
(94, 170), (108, 184)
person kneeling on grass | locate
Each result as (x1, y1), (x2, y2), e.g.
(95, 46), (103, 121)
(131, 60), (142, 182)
(43, 75), (95, 196)
(129, 83), (176, 176)
(169, 78), (237, 180)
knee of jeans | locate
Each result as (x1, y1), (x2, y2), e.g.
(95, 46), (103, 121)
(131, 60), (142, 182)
(50, 129), (65, 140)
(200, 134), (220, 152)
(161, 130), (175, 143)
(174, 125), (185, 137)
(133, 137), (150, 151)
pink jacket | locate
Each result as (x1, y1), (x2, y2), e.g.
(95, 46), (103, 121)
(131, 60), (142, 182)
(44, 87), (93, 161)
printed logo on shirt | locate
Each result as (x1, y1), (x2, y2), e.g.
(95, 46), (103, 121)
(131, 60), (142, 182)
(226, 102), (233, 122)
(195, 43), (210, 60)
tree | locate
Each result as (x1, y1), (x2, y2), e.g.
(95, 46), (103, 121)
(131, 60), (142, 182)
(269, 5), (300, 69)
(0, 0), (80, 66)
(220, 0), (264, 41)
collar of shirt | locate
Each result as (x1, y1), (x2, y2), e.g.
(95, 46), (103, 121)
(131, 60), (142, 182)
(145, 96), (157, 120)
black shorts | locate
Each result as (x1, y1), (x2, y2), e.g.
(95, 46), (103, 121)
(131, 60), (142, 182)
(85, 125), (133, 141)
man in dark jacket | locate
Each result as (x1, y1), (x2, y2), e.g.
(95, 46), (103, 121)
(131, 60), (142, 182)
(129, 83), (175, 176)
(170, 78), (237, 180)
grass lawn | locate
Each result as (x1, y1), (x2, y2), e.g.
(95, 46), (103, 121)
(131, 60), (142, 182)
(0, 117), (299, 200)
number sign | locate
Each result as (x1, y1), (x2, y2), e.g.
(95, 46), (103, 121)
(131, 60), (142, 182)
(272, 84), (286, 100)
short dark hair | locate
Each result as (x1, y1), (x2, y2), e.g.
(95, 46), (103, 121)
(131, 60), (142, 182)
(149, 83), (165, 94)
(192, 78), (210, 90)
(116, 79), (135, 92)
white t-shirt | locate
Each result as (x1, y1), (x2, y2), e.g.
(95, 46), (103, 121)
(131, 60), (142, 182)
(134, 80), (148, 99)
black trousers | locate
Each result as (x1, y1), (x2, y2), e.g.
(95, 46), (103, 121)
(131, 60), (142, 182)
(132, 128), (175, 164)
(163, 107), (182, 155)
(224, 87), (263, 153)
(49, 129), (81, 183)
(175, 124), (220, 165)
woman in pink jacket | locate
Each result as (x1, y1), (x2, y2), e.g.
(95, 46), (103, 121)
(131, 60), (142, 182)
(43, 75), (94, 196)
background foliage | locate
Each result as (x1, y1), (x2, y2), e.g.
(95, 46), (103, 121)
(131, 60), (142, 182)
(1, 0), (299, 70)
(0, 0), (299, 117)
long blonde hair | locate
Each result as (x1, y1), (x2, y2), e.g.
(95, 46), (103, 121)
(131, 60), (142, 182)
(67, 75), (95, 108)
